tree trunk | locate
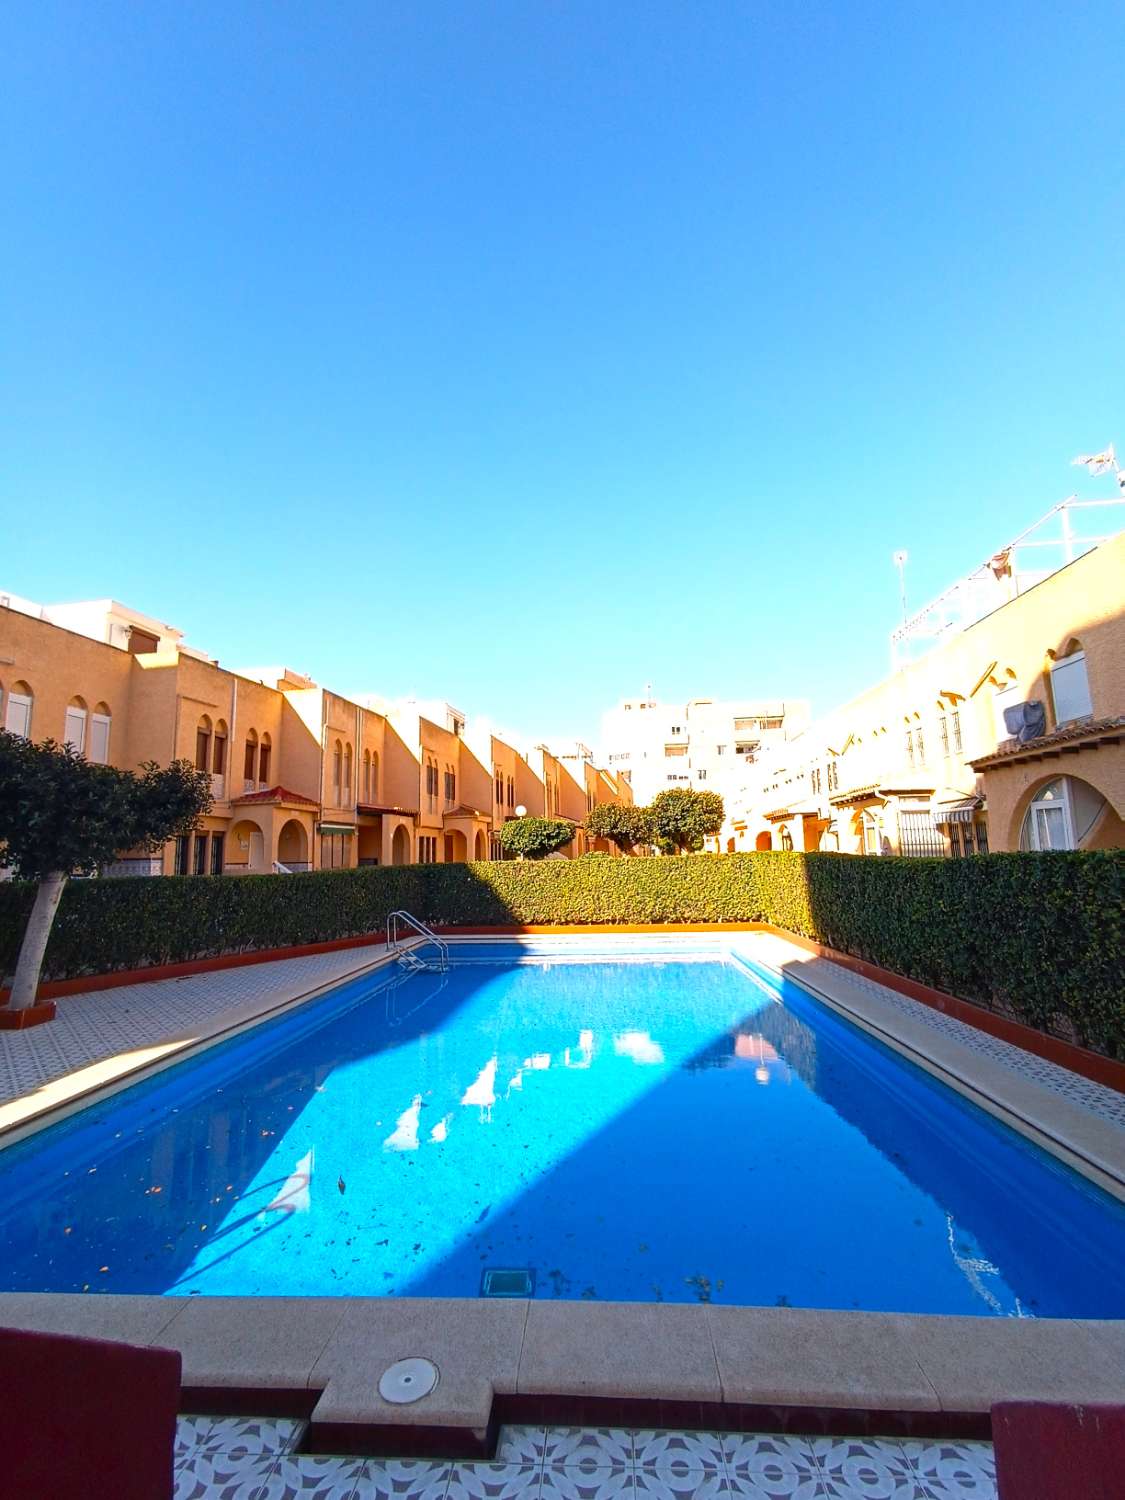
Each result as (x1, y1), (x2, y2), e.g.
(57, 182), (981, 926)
(8, 871), (67, 1010)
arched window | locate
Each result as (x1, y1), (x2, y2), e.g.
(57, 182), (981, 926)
(1020, 779), (1073, 851)
(370, 751), (379, 801)
(196, 715), (213, 772)
(4, 681), (33, 738)
(1050, 644), (1092, 725)
(64, 696), (88, 754)
(243, 728), (258, 785)
(89, 702), (112, 764)
(343, 743), (353, 806)
(333, 740), (343, 803)
(1020, 776), (1107, 851)
(212, 719), (228, 777)
(258, 732), (271, 785)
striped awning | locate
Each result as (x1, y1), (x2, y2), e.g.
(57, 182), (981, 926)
(932, 796), (983, 827)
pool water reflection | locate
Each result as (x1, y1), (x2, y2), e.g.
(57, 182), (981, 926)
(1, 949), (1123, 1315)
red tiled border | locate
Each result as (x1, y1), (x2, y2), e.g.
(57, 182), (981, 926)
(3, 920), (1121, 1095)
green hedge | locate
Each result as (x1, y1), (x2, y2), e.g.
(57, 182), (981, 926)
(1, 851), (1121, 1056)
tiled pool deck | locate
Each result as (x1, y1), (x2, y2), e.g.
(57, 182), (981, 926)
(174, 1414), (997, 1498)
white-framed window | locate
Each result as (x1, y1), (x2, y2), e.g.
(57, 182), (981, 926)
(4, 681), (33, 738)
(1020, 778), (1074, 851)
(89, 706), (112, 764)
(1050, 649), (1092, 725)
(64, 698), (88, 753)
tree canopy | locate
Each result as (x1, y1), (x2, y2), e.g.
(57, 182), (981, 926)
(583, 802), (653, 853)
(0, 732), (213, 881)
(497, 815), (575, 860)
(647, 787), (725, 854)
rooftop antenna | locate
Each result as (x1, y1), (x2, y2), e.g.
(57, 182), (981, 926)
(1071, 442), (1123, 490)
(645, 680), (653, 705)
(891, 551), (909, 671)
(892, 550), (909, 626)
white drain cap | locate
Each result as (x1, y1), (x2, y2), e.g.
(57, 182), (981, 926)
(378, 1356), (439, 1404)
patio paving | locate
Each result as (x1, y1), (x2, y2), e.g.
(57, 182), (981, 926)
(0, 945), (387, 1111)
(172, 1416), (998, 1499)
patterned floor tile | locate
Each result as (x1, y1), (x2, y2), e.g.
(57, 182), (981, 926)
(496, 1427), (549, 1465)
(255, 1456), (370, 1499)
(632, 1431), (725, 1475)
(723, 1472), (825, 1500)
(177, 1414), (220, 1456)
(540, 1469), (634, 1500)
(174, 1451), (278, 1500)
(543, 1430), (633, 1471)
(633, 1469), (730, 1499)
(202, 1416), (306, 1456)
(811, 1437), (925, 1499)
(723, 1435), (822, 1498)
(447, 1463), (542, 1500)
(899, 1442), (996, 1498)
(356, 1460), (453, 1500)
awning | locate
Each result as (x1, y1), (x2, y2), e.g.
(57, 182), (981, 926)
(932, 796), (983, 827)
(317, 823), (355, 836)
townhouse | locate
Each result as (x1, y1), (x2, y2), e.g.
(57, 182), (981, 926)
(726, 502), (1125, 856)
(0, 596), (632, 876)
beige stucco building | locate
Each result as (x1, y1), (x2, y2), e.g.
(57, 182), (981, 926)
(726, 502), (1125, 857)
(0, 597), (630, 876)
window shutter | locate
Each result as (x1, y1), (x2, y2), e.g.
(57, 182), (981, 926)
(1051, 653), (1092, 724)
(64, 707), (87, 753)
(89, 713), (111, 764)
(5, 694), (32, 737)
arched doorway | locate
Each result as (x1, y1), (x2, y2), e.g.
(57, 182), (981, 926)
(474, 830), (486, 860)
(230, 819), (267, 873)
(391, 824), (411, 866)
(779, 825), (794, 851)
(444, 830), (468, 863)
(277, 819), (309, 871)
(755, 831), (772, 851)
(725, 837), (736, 852)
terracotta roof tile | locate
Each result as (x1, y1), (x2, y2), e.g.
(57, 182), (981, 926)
(970, 716), (1125, 769)
(231, 784), (319, 808)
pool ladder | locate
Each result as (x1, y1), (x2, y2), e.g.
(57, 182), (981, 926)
(387, 910), (449, 974)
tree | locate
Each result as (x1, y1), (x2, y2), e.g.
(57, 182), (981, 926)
(583, 802), (653, 854)
(648, 788), (725, 855)
(498, 815), (575, 860)
(0, 733), (212, 1011)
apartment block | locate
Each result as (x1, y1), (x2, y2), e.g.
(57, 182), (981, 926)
(599, 695), (811, 807)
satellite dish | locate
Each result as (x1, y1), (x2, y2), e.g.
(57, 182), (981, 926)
(1002, 701), (1047, 743)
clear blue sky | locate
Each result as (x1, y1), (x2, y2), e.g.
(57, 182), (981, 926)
(3, 2), (1122, 744)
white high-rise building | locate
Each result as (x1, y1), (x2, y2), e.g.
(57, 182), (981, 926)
(598, 694), (811, 807)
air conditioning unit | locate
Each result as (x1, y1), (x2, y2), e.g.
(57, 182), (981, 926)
(1003, 700), (1047, 744)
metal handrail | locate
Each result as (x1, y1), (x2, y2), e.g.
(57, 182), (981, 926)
(387, 909), (449, 972)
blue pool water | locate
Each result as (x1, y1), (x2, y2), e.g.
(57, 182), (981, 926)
(2, 944), (1124, 1315)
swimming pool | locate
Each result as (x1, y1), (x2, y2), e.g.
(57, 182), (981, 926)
(2, 940), (1123, 1315)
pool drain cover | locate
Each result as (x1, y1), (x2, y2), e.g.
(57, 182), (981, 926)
(378, 1357), (439, 1404)
(481, 1266), (535, 1298)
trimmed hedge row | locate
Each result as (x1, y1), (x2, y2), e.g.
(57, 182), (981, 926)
(1, 851), (1121, 1056)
